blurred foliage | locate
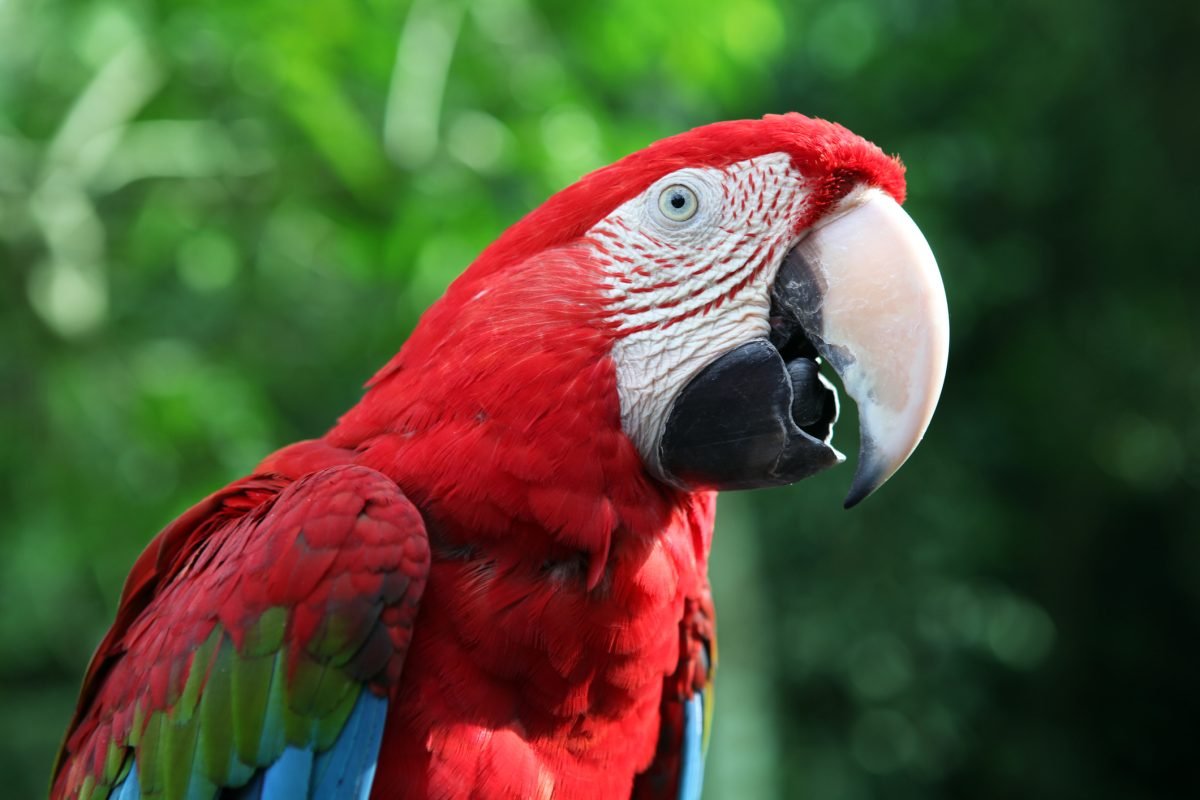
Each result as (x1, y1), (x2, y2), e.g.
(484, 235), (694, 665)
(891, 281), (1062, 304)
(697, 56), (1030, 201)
(2, 0), (1197, 797)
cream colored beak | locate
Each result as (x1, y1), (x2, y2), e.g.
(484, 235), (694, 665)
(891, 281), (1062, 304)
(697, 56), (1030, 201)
(775, 189), (950, 507)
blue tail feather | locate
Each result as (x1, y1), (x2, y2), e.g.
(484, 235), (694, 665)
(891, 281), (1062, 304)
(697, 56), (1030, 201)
(678, 692), (705, 800)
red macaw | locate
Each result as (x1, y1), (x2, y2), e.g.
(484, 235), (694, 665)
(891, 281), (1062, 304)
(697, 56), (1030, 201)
(51, 113), (948, 800)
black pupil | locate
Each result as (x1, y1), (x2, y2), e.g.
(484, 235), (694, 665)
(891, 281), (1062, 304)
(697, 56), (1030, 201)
(670, 192), (686, 209)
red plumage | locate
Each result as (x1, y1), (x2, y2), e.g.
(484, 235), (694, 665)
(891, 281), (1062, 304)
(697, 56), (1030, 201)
(54, 114), (905, 799)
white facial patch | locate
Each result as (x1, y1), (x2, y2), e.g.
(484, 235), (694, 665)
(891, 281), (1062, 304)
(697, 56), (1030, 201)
(583, 153), (813, 474)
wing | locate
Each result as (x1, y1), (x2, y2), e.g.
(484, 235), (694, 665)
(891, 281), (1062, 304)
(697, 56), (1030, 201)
(632, 586), (717, 800)
(51, 465), (430, 800)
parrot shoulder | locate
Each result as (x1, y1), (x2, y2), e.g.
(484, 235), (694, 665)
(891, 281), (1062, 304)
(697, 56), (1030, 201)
(51, 463), (430, 800)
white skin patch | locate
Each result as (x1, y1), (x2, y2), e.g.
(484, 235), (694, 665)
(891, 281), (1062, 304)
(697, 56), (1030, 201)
(582, 153), (814, 475)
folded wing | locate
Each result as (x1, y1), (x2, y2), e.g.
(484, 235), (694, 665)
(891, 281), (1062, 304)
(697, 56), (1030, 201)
(51, 465), (430, 800)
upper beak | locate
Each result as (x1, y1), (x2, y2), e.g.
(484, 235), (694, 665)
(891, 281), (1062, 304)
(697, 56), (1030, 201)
(773, 189), (950, 507)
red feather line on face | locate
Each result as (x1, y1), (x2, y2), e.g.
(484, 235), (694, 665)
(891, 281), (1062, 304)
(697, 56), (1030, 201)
(588, 157), (799, 337)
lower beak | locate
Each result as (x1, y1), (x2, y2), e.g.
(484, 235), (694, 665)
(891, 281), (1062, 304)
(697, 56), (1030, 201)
(659, 190), (949, 506)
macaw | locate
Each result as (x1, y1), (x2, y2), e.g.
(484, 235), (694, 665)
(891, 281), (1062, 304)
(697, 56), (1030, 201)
(51, 113), (948, 800)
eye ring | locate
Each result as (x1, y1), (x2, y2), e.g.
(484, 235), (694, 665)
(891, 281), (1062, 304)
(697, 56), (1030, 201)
(658, 184), (699, 222)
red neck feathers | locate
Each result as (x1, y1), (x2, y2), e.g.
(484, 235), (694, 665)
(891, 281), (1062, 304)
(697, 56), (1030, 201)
(326, 245), (684, 586)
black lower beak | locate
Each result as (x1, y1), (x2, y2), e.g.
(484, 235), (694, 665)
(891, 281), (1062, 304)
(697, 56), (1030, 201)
(659, 338), (843, 491)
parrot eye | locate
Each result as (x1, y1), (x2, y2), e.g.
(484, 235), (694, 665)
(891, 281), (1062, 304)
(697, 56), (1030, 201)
(658, 184), (699, 222)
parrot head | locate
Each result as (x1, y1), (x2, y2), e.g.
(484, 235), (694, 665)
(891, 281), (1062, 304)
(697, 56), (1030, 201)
(361, 113), (948, 509)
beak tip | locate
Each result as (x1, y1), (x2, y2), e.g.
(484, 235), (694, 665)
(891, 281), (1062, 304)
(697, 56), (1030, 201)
(841, 440), (891, 509)
(842, 470), (881, 509)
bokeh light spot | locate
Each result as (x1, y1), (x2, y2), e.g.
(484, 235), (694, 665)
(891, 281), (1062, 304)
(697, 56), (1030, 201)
(540, 105), (604, 183)
(985, 594), (1056, 670)
(448, 111), (511, 174)
(27, 259), (108, 337)
(721, 0), (784, 63)
(847, 633), (914, 700)
(851, 709), (918, 774)
(808, 1), (878, 77)
(178, 230), (239, 293)
(1095, 413), (1185, 492)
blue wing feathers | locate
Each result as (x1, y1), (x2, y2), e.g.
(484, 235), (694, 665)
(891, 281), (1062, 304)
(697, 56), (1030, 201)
(260, 746), (314, 798)
(111, 760), (141, 800)
(113, 691), (386, 800)
(312, 691), (388, 800)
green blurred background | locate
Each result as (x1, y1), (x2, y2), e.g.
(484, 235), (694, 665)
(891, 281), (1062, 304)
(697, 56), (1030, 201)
(2, 0), (1197, 797)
